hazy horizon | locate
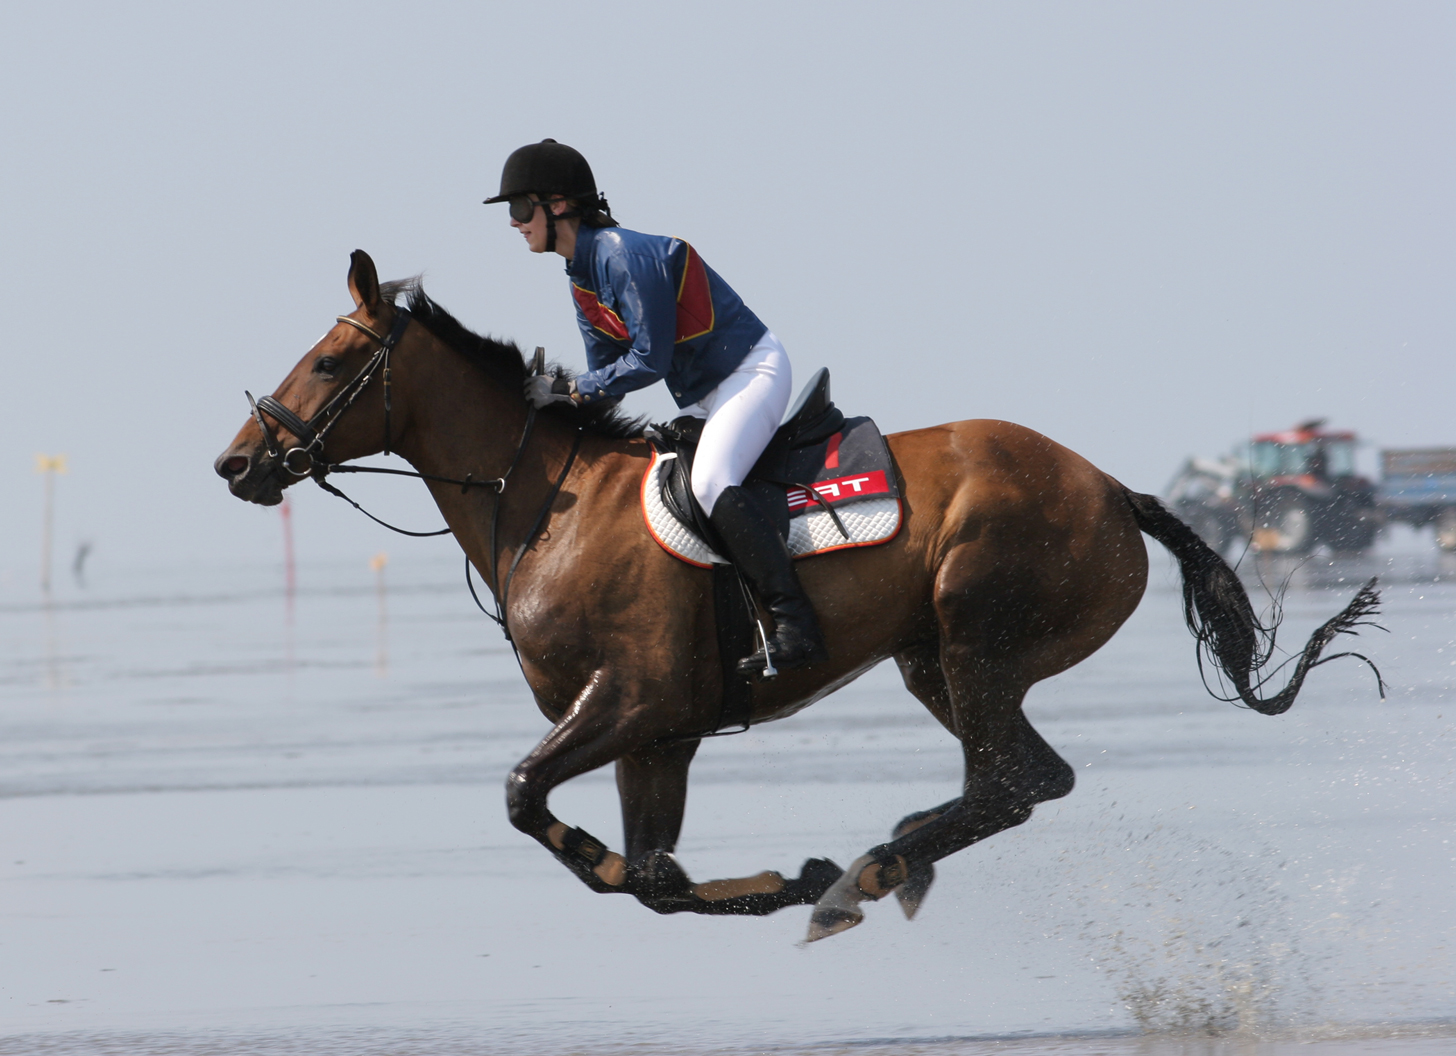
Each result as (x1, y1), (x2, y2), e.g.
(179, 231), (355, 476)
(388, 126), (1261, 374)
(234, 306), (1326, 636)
(2, 1), (1450, 592)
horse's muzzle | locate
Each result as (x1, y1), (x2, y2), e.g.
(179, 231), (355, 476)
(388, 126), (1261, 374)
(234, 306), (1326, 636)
(214, 447), (286, 506)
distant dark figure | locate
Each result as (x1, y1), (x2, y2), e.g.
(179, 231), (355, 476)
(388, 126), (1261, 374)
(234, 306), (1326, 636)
(72, 542), (92, 587)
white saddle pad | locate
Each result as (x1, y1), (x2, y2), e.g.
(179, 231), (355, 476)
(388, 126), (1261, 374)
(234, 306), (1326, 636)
(640, 450), (903, 568)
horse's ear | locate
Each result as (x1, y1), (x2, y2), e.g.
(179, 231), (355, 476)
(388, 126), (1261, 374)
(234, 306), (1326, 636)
(347, 249), (380, 311)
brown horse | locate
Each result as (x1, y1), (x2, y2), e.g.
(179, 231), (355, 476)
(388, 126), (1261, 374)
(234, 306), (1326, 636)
(215, 251), (1380, 942)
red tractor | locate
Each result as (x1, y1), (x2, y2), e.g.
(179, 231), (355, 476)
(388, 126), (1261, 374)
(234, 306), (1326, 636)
(1167, 420), (1380, 555)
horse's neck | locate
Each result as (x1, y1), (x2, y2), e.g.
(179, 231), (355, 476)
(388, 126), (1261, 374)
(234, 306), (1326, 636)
(392, 353), (528, 483)
(389, 338), (581, 589)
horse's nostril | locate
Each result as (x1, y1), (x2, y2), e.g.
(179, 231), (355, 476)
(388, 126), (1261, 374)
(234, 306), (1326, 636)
(218, 454), (249, 479)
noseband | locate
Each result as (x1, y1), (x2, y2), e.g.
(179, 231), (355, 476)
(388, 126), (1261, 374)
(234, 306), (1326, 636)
(245, 309), (411, 477)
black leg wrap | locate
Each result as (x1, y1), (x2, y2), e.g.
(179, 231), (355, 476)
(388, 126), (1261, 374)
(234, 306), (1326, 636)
(561, 826), (606, 865)
(550, 826), (624, 893)
(782, 857), (845, 904)
(628, 851), (701, 915)
(858, 845), (911, 900)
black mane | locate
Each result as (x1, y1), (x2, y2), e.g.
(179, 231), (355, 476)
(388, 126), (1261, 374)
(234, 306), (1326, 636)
(381, 278), (646, 441)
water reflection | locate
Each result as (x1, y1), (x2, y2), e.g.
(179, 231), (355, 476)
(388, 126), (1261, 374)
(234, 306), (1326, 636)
(1239, 543), (1454, 592)
(0, 550), (1449, 1047)
(371, 551), (389, 678)
(41, 596), (65, 692)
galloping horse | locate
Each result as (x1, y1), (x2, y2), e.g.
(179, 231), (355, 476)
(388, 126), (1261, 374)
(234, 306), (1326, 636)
(215, 251), (1380, 941)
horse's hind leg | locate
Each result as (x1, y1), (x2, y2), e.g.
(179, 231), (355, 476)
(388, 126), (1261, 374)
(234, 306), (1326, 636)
(807, 643), (1074, 941)
(882, 641), (964, 918)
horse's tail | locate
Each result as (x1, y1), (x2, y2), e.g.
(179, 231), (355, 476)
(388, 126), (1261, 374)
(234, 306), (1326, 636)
(1121, 487), (1384, 714)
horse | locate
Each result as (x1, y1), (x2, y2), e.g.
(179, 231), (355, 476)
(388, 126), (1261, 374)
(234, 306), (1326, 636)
(214, 250), (1381, 942)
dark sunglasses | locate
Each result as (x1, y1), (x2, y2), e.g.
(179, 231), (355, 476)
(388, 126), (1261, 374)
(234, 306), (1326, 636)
(509, 195), (567, 223)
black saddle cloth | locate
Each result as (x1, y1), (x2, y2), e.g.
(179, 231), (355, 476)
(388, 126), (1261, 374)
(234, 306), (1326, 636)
(648, 367), (849, 547)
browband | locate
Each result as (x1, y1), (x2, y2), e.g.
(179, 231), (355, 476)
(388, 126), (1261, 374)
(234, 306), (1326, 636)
(336, 315), (387, 343)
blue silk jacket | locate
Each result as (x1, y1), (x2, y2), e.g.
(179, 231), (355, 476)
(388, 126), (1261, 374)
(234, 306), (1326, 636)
(565, 224), (768, 407)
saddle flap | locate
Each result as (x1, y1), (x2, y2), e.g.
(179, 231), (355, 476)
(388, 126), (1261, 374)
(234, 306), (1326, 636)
(660, 449), (714, 543)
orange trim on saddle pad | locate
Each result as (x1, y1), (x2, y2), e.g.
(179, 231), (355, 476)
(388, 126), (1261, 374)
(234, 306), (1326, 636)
(640, 450), (717, 569)
(674, 243), (715, 343)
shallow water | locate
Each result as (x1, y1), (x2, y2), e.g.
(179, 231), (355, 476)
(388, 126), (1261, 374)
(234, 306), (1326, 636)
(1, 541), (1452, 1054)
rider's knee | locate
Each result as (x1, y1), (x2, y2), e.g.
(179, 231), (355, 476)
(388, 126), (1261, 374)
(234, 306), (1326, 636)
(690, 463), (729, 513)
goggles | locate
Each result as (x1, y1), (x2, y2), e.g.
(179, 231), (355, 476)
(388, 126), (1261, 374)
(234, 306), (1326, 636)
(508, 195), (569, 223)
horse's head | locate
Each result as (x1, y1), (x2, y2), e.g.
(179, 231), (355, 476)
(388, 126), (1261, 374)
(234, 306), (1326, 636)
(215, 250), (400, 505)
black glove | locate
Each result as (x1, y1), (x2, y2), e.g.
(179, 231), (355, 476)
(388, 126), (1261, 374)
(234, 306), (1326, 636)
(524, 374), (575, 408)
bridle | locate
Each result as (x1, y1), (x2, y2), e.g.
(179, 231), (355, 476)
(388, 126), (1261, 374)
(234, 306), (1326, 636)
(240, 310), (582, 650)
(245, 309), (411, 479)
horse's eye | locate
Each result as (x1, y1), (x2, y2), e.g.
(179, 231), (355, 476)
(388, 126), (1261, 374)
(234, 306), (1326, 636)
(314, 356), (340, 375)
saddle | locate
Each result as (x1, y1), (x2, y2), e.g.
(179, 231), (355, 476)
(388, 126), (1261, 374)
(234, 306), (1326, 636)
(642, 369), (902, 735)
(645, 368), (900, 560)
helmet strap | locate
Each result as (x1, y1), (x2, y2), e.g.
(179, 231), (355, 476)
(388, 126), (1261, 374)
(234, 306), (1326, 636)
(542, 199), (585, 254)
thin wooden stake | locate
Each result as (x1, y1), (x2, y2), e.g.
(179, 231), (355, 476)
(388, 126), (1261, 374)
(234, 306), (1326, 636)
(34, 454), (67, 595)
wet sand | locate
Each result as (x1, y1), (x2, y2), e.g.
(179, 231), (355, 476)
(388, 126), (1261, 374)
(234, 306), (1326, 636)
(1, 540), (1452, 1054)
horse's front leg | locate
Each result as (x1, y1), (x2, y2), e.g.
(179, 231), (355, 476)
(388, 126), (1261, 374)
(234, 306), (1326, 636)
(616, 741), (845, 917)
(508, 670), (842, 914)
(505, 670), (651, 894)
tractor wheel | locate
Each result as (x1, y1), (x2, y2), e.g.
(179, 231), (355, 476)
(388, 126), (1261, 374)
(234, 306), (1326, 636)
(1253, 492), (1313, 554)
(1437, 508), (1456, 552)
(1326, 507), (1379, 554)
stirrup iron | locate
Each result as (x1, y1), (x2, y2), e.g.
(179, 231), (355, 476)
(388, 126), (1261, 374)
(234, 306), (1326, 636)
(753, 616), (778, 680)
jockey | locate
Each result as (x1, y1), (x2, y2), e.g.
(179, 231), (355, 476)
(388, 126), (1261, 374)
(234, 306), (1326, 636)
(485, 138), (827, 676)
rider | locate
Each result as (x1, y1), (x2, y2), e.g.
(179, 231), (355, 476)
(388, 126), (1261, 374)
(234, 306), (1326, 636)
(484, 138), (827, 676)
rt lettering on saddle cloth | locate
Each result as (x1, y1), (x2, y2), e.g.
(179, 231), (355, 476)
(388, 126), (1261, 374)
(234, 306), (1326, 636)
(785, 471), (892, 512)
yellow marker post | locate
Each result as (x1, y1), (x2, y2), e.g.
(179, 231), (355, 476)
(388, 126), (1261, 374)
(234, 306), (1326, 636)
(34, 454), (68, 595)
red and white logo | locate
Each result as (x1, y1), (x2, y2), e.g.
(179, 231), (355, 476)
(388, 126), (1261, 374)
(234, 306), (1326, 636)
(786, 470), (891, 511)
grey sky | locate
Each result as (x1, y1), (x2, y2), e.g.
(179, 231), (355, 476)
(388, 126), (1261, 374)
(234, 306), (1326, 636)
(1, 1), (1450, 585)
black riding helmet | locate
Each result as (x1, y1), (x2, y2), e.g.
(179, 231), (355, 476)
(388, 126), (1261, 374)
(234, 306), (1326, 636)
(484, 139), (613, 251)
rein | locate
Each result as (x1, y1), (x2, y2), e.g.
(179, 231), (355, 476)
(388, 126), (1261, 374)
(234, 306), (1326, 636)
(244, 318), (578, 646)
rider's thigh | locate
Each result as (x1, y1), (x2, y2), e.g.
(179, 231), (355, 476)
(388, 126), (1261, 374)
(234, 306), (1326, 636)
(691, 334), (792, 511)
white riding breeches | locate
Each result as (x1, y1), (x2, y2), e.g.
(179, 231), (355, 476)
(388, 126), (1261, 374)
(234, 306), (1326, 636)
(682, 330), (793, 514)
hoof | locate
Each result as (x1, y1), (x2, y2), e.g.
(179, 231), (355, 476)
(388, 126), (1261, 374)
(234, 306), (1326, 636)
(786, 857), (844, 903)
(804, 905), (863, 943)
(803, 852), (877, 943)
(894, 863), (935, 920)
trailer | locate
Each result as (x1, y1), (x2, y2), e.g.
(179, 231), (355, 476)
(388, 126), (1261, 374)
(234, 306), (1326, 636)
(1378, 448), (1456, 551)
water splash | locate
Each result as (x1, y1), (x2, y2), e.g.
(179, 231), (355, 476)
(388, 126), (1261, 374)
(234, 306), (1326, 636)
(1064, 827), (1316, 1036)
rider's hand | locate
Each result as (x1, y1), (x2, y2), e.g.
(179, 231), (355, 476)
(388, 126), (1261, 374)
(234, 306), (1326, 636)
(524, 374), (576, 408)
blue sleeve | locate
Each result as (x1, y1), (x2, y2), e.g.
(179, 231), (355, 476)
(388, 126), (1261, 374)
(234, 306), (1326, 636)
(573, 248), (679, 401)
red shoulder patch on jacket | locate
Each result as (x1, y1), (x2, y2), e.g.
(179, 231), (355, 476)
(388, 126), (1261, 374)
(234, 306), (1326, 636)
(572, 283), (629, 342)
(675, 244), (715, 343)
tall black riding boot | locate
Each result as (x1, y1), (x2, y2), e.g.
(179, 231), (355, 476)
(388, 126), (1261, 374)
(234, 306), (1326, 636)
(708, 485), (829, 678)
